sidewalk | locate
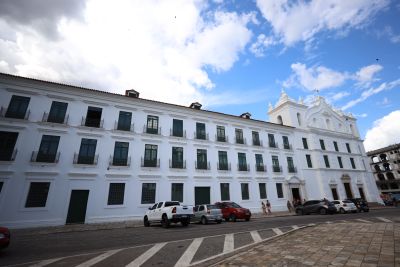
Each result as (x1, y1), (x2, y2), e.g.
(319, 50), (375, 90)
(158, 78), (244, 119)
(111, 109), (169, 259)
(211, 222), (400, 267)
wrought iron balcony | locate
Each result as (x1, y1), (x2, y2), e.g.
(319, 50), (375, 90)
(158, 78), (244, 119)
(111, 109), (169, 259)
(141, 158), (160, 168)
(217, 162), (231, 171)
(216, 134), (228, 142)
(42, 112), (69, 124)
(170, 129), (186, 138)
(288, 166), (297, 173)
(109, 156), (131, 167)
(269, 141), (278, 148)
(283, 144), (292, 150)
(0, 149), (17, 161)
(238, 163), (250, 172)
(0, 106), (30, 120)
(144, 125), (161, 135)
(114, 121), (134, 132)
(169, 159), (186, 169)
(256, 164), (266, 172)
(81, 117), (104, 128)
(194, 132), (209, 140)
(195, 161), (210, 170)
(235, 137), (246, 145)
(31, 151), (60, 163)
(74, 153), (99, 165)
(272, 165), (282, 173)
(253, 139), (263, 146)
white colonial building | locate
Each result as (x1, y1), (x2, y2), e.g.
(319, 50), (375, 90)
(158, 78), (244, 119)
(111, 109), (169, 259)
(0, 73), (381, 228)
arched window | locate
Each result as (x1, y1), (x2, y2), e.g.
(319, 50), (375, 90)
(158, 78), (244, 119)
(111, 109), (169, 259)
(379, 154), (388, 161)
(297, 113), (301, 126)
(277, 115), (283, 125)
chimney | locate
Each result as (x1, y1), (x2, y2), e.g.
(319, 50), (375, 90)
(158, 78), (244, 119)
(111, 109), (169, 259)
(125, 89), (139, 98)
(240, 112), (251, 119)
(189, 102), (202, 110)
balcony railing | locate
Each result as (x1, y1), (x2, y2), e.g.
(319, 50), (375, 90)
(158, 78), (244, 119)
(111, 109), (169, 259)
(238, 163), (250, 172)
(0, 107), (30, 120)
(141, 158), (160, 168)
(114, 121), (134, 132)
(194, 132), (209, 140)
(195, 161), (210, 170)
(235, 137), (246, 145)
(256, 164), (266, 172)
(288, 166), (297, 173)
(144, 125), (161, 135)
(73, 153), (99, 165)
(252, 139), (263, 146)
(31, 151), (60, 163)
(269, 142), (278, 148)
(109, 156), (131, 167)
(0, 149), (17, 161)
(217, 162), (231, 171)
(170, 129), (186, 138)
(216, 135), (228, 142)
(42, 112), (69, 124)
(272, 165), (282, 173)
(81, 117), (104, 128)
(169, 159), (186, 169)
(283, 144), (292, 150)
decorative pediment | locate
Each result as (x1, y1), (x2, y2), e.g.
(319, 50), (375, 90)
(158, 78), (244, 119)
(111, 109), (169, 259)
(341, 174), (351, 181)
(286, 176), (303, 185)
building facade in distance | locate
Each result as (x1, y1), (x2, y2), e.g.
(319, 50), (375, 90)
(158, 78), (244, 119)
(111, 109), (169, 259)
(0, 73), (382, 228)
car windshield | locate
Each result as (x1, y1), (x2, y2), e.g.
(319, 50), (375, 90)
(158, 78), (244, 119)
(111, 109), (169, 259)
(207, 205), (218, 209)
(164, 201), (180, 207)
(226, 202), (241, 208)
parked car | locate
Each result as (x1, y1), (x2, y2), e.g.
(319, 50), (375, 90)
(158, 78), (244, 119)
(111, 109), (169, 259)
(346, 198), (369, 212)
(214, 202), (251, 222)
(332, 200), (358, 214)
(144, 201), (193, 228)
(192, 204), (223, 224)
(295, 200), (337, 215)
(0, 227), (10, 249)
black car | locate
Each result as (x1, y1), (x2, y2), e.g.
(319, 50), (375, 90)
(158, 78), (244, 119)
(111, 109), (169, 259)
(296, 200), (337, 215)
(346, 198), (369, 212)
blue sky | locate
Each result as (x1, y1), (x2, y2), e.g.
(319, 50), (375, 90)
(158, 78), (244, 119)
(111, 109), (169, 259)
(0, 0), (399, 150)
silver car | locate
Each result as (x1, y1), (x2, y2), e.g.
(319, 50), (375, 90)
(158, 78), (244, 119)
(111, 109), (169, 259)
(192, 204), (223, 224)
(332, 200), (358, 213)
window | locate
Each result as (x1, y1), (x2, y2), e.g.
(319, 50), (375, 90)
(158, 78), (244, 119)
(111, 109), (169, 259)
(235, 129), (244, 144)
(346, 143), (352, 153)
(302, 138), (308, 149)
(113, 141), (129, 166)
(272, 155), (280, 172)
(36, 135), (60, 163)
(171, 147), (184, 168)
(0, 182), (3, 194)
(196, 149), (208, 169)
(241, 183), (249, 200)
(350, 158), (356, 169)
(333, 141), (339, 152)
(297, 113), (301, 126)
(238, 152), (248, 171)
(252, 131), (261, 146)
(287, 157), (295, 173)
(323, 155), (330, 168)
(47, 101), (68, 123)
(171, 183), (183, 202)
(218, 151), (228, 170)
(141, 183), (156, 204)
(0, 131), (18, 161)
(85, 106), (102, 128)
(320, 139), (326, 150)
(25, 182), (50, 208)
(146, 115), (159, 134)
(196, 122), (206, 139)
(216, 126), (226, 142)
(282, 136), (290, 149)
(5, 95), (30, 119)
(117, 111), (132, 131)
(144, 144), (158, 167)
(255, 154), (265, 171)
(77, 138), (97, 164)
(306, 154), (313, 168)
(220, 183), (230, 201)
(268, 134), (276, 148)
(338, 156), (343, 168)
(259, 183), (267, 199)
(276, 183), (283, 198)
(107, 183), (125, 205)
(172, 119), (183, 137)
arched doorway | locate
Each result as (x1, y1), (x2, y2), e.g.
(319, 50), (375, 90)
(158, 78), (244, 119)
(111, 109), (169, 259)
(341, 174), (353, 199)
(286, 176), (305, 202)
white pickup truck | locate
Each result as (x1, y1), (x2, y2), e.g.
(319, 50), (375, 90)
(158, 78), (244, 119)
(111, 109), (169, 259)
(143, 201), (193, 228)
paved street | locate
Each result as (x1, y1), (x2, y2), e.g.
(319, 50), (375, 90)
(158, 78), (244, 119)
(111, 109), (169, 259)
(0, 208), (399, 267)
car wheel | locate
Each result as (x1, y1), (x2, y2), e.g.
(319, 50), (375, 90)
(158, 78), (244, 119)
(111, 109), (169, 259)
(216, 220), (222, 224)
(201, 216), (208, 225)
(339, 208), (345, 214)
(161, 215), (170, 228)
(224, 217), (229, 222)
(229, 214), (236, 222)
(144, 216), (150, 227)
(296, 209), (303, 216)
(245, 217), (250, 222)
(181, 219), (189, 227)
(319, 208), (327, 215)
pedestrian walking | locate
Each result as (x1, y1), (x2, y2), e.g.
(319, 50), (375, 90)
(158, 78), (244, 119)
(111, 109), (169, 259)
(261, 201), (267, 215)
(287, 200), (293, 213)
(266, 200), (272, 214)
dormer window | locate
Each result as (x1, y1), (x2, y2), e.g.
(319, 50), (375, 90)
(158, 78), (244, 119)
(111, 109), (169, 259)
(125, 89), (139, 98)
(240, 112), (251, 119)
(189, 102), (202, 110)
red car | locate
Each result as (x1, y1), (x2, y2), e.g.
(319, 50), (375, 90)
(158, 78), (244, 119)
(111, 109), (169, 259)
(0, 227), (10, 249)
(214, 202), (251, 222)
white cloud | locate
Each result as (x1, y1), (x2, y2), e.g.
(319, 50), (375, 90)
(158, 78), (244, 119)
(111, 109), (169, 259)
(256, 0), (389, 46)
(364, 110), (400, 151)
(249, 34), (277, 57)
(0, 0), (254, 106)
(354, 64), (383, 87)
(354, 113), (368, 118)
(377, 97), (391, 107)
(328, 91), (350, 102)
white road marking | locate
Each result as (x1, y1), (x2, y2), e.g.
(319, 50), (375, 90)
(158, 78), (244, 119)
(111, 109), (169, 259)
(356, 219), (372, 223)
(174, 238), (203, 267)
(272, 228), (283, 235)
(223, 234), (234, 253)
(126, 242), (167, 267)
(308, 223), (316, 226)
(250, 231), (262, 242)
(325, 221), (333, 224)
(75, 249), (122, 267)
(292, 225), (299, 229)
(376, 217), (392, 223)
(29, 258), (63, 267)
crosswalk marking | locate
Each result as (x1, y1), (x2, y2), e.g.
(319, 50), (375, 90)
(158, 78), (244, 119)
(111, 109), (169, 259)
(356, 219), (372, 223)
(174, 238), (203, 267)
(250, 231), (262, 242)
(126, 242), (167, 267)
(75, 249), (122, 267)
(292, 225), (299, 229)
(272, 228), (283, 235)
(29, 258), (63, 267)
(223, 234), (234, 253)
(376, 217), (392, 223)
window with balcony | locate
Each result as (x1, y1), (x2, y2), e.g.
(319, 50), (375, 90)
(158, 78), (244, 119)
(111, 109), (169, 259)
(333, 141), (339, 152)
(25, 182), (50, 208)
(0, 131), (18, 161)
(235, 128), (244, 144)
(238, 152), (248, 171)
(77, 138), (97, 164)
(172, 119), (183, 137)
(47, 101), (68, 123)
(252, 131), (261, 146)
(146, 115), (159, 134)
(346, 143), (352, 153)
(141, 183), (156, 204)
(259, 183), (267, 199)
(282, 136), (290, 149)
(350, 158), (356, 169)
(5, 95), (30, 119)
(117, 111), (132, 131)
(338, 156), (343, 168)
(196, 149), (208, 169)
(171, 147), (184, 168)
(320, 139), (326, 150)
(196, 122), (206, 139)
(113, 141), (129, 166)
(241, 183), (249, 200)
(35, 135), (60, 163)
(255, 154), (265, 172)
(218, 151), (229, 170)
(276, 183), (284, 198)
(171, 183), (183, 202)
(220, 183), (230, 201)
(287, 156), (296, 173)
(107, 183), (125, 205)
(268, 134), (276, 148)
(84, 106), (102, 128)
(272, 155), (281, 172)
(306, 154), (313, 168)
(302, 137), (308, 149)
(216, 126), (226, 142)
(144, 144), (158, 167)
(323, 155), (330, 168)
